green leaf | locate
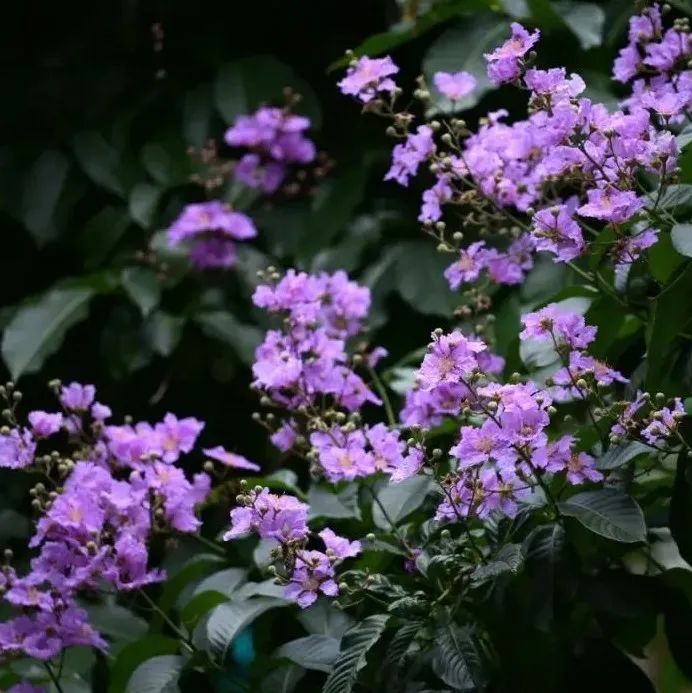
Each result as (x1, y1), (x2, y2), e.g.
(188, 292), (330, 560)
(372, 476), (433, 530)
(276, 635), (340, 673)
(471, 543), (524, 584)
(2, 285), (95, 379)
(297, 599), (354, 639)
(556, 2), (605, 49)
(86, 599), (147, 645)
(261, 663), (305, 693)
(596, 441), (652, 471)
(671, 451), (692, 565)
(151, 554), (225, 632)
(205, 598), (287, 660)
(308, 485), (361, 521)
(108, 636), (179, 693)
(21, 150), (71, 245)
(671, 224), (692, 258)
(183, 84), (214, 146)
(559, 488), (647, 543)
(141, 141), (191, 188)
(653, 184), (692, 211)
(73, 131), (127, 196)
(322, 614), (389, 693)
(194, 311), (262, 365)
(144, 311), (185, 357)
(121, 267), (161, 317)
(129, 183), (164, 228)
(648, 232), (685, 284)
(125, 654), (183, 693)
(180, 591), (229, 630)
(192, 567), (247, 597)
(423, 14), (509, 114)
(431, 623), (485, 690)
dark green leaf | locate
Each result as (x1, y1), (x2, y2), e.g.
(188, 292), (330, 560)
(648, 232), (685, 284)
(653, 184), (692, 211)
(471, 543), (524, 583)
(125, 654), (183, 693)
(261, 663), (305, 693)
(431, 623), (485, 690)
(129, 183), (164, 228)
(108, 636), (179, 693)
(21, 150), (71, 245)
(144, 311), (185, 357)
(276, 635), (340, 673)
(195, 311), (262, 365)
(556, 2), (605, 49)
(180, 591), (229, 630)
(121, 267), (161, 317)
(192, 567), (247, 598)
(2, 285), (95, 379)
(322, 614), (389, 693)
(560, 488), (646, 543)
(297, 599), (354, 639)
(73, 131), (126, 196)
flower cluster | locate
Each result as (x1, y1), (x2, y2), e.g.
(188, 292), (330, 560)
(611, 392), (685, 447)
(614, 4), (692, 120)
(225, 487), (361, 607)
(167, 200), (257, 269)
(337, 56), (399, 103)
(224, 106), (316, 193)
(340, 14), (682, 293)
(0, 381), (228, 662)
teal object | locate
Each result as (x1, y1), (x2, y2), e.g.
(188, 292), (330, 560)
(230, 627), (255, 668)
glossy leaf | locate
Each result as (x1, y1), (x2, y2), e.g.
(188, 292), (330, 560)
(560, 488), (647, 543)
(124, 654), (184, 693)
(276, 634), (340, 673)
(372, 476), (433, 530)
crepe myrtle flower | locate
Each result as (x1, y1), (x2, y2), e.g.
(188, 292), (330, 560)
(520, 305), (596, 350)
(338, 55), (399, 103)
(203, 446), (260, 472)
(433, 71), (477, 101)
(485, 23), (540, 85)
(285, 550), (338, 608)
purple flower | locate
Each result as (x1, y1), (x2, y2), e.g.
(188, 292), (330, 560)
(520, 305), (596, 350)
(524, 68), (584, 98)
(28, 411), (63, 438)
(418, 331), (486, 390)
(385, 125), (435, 186)
(531, 205), (585, 262)
(224, 488), (309, 542)
(577, 187), (644, 224)
(450, 420), (514, 471)
(203, 445), (260, 472)
(155, 413), (205, 463)
(285, 550), (338, 608)
(433, 71), (477, 101)
(60, 382), (95, 411)
(0, 429), (36, 469)
(642, 398), (685, 444)
(270, 421), (298, 452)
(319, 528), (361, 559)
(485, 23), (540, 85)
(338, 56), (399, 103)
(365, 423), (405, 473)
(390, 448), (425, 483)
(444, 242), (487, 289)
(310, 428), (374, 482)
(419, 176), (452, 222)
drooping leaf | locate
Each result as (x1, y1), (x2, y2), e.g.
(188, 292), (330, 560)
(144, 311), (185, 357)
(124, 654), (184, 693)
(371, 476), (433, 530)
(21, 150), (71, 245)
(205, 598), (287, 660)
(180, 591), (229, 630)
(2, 285), (95, 379)
(276, 634), (340, 673)
(556, 1), (605, 49)
(121, 267), (161, 317)
(261, 663), (305, 693)
(431, 623), (485, 690)
(322, 614), (389, 693)
(192, 567), (247, 598)
(560, 488), (647, 543)
(73, 131), (127, 197)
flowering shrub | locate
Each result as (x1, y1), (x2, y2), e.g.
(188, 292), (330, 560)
(5, 1), (692, 691)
